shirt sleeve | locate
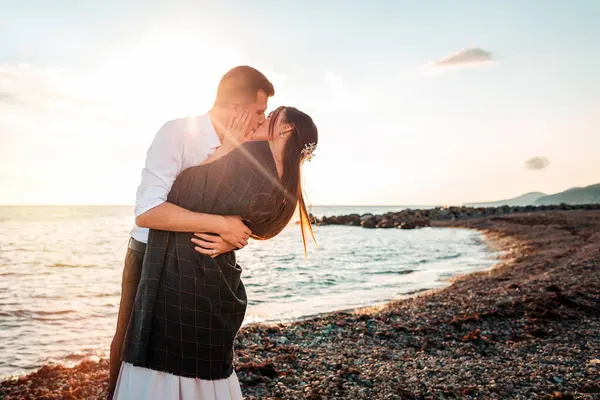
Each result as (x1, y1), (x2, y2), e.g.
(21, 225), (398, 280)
(133, 121), (185, 217)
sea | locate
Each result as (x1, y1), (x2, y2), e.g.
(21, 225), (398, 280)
(0, 205), (499, 379)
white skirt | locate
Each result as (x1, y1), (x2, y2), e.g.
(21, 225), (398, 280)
(113, 362), (243, 400)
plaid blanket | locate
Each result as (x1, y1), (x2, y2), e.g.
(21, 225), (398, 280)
(122, 141), (279, 379)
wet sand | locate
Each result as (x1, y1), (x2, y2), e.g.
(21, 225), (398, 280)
(1, 210), (599, 399)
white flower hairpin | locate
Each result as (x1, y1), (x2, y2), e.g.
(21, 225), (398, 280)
(301, 142), (317, 162)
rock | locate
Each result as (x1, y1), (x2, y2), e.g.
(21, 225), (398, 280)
(276, 337), (289, 345)
(345, 214), (361, 226)
(399, 218), (430, 230)
(360, 214), (374, 222)
(376, 218), (396, 229)
(361, 217), (377, 229)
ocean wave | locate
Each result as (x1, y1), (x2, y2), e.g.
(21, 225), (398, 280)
(49, 263), (97, 268)
(75, 292), (119, 298)
(367, 269), (415, 275)
(0, 309), (76, 318)
(0, 310), (30, 318)
(35, 310), (75, 316)
(0, 272), (26, 277)
(2, 247), (30, 252)
(414, 252), (462, 265)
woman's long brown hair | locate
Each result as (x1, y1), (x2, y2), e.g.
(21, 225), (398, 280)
(253, 106), (318, 256)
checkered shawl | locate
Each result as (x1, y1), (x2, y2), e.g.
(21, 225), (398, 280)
(122, 141), (279, 380)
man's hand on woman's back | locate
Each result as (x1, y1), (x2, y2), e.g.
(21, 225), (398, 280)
(217, 215), (252, 248)
(192, 215), (251, 257)
(191, 233), (237, 258)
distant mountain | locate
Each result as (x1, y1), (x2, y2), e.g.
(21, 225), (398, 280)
(464, 192), (547, 208)
(535, 183), (600, 205)
(463, 183), (600, 208)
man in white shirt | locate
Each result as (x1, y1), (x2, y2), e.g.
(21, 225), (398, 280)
(107, 66), (275, 398)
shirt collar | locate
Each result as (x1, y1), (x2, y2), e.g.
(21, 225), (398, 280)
(202, 112), (222, 149)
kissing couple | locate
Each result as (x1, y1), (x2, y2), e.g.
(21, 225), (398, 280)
(107, 66), (319, 399)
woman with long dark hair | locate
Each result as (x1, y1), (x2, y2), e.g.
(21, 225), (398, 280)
(113, 106), (318, 399)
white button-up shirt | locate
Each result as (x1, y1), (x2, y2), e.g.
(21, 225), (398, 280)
(130, 113), (221, 243)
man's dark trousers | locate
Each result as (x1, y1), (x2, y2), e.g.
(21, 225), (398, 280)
(107, 238), (146, 399)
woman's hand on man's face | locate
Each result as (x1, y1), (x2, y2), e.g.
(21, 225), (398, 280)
(223, 109), (252, 148)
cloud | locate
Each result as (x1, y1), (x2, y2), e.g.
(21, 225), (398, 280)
(0, 62), (176, 124)
(0, 64), (77, 110)
(0, 92), (21, 105)
(424, 48), (492, 71)
(0, 63), (144, 145)
(525, 156), (550, 170)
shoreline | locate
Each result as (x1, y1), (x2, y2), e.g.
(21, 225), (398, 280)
(0, 226), (497, 381)
(2, 210), (599, 399)
(244, 228), (500, 330)
(1, 227), (497, 381)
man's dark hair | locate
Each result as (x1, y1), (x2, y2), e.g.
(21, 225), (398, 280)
(215, 66), (275, 106)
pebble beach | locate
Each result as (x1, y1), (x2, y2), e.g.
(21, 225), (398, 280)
(1, 209), (599, 399)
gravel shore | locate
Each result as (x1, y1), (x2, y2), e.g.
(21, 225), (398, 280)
(2, 210), (599, 399)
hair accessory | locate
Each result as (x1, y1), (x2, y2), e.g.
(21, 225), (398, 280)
(301, 142), (317, 162)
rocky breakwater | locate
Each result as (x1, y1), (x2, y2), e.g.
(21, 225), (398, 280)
(314, 203), (600, 230)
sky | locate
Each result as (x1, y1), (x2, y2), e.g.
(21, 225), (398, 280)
(1, 0), (599, 206)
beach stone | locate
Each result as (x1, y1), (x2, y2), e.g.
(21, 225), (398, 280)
(276, 337), (289, 345)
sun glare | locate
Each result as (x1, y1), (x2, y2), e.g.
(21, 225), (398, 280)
(89, 33), (246, 120)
